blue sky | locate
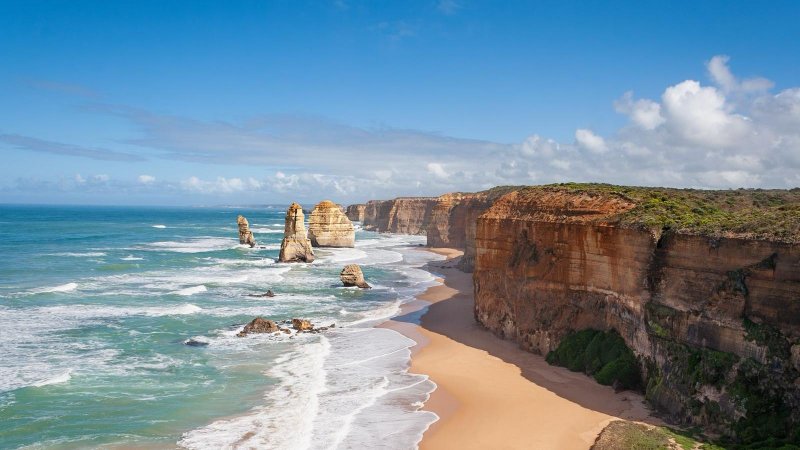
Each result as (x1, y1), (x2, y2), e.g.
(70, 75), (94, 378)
(2, 0), (800, 205)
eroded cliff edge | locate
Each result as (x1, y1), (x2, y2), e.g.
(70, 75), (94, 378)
(473, 184), (800, 444)
(361, 197), (437, 235)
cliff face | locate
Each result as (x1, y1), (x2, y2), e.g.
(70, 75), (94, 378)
(426, 187), (520, 271)
(361, 197), (437, 234)
(308, 200), (355, 248)
(473, 187), (800, 439)
(278, 203), (315, 263)
(345, 204), (366, 222)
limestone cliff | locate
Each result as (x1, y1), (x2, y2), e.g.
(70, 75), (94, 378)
(361, 197), (437, 234)
(345, 204), (366, 222)
(237, 215), (256, 247)
(308, 200), (355, 248)
(278, 203), (315, 263)
(426, 187), (520, 271)
(473, 185), (800, 443)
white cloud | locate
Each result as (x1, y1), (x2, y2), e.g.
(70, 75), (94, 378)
(707, 55), (773, 94)
(661, 80), (750, 148)
(427, 162), (449, 179)
(138, 174), (156, 184)
(696, 170), (762, 187)
(520, 134), (558, 157)
(180, 176), (261, 194)
(575, 129), (608, 154)
(614, 92), (665, 130)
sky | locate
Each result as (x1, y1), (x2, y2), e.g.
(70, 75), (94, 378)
(1, 0), (799, 205)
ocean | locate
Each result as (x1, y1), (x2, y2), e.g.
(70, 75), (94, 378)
(0, 205), (442, 449)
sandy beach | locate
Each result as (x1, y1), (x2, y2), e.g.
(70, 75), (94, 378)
(387, 248), (660, 450)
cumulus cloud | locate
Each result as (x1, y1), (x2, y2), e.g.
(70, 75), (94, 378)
(575, 129), (608, 154)
(138, 174), (156, 184)
(614, 92), (665, 130)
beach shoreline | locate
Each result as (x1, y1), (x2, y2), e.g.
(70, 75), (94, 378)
(387, 248), (661, 450)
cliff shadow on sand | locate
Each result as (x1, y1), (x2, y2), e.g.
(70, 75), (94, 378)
(392, 254), (662, 428)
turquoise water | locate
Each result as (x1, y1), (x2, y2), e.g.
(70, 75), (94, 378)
(0, 205), (441, 449)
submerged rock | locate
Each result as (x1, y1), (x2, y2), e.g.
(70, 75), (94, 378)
(308, 200), (355, 248)
(237, 215), (257, 247)
(278, 203), (315, 263)
(237, 317), (280, 337)
(340, 264), (371, 289)
(184, 337), (209, 347)
(247, 290), (275, 298)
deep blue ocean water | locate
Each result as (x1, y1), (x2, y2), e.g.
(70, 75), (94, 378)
(0, 205), (441, 449)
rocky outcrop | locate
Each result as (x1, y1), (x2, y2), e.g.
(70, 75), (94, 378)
(361, 197), (437, 234)
(426, 187), (520, 271)
(473, 186), (800, 442)
(308, 200), (355, 247)
(278, 203), (315, 263)
(237, 215), (256, 247)
(291, 318), (313, 331)
(237, 317), (281, 336)
(247, 290), (275, 298)
(340, 264), (371, 289)
(346, 204), (366, 222)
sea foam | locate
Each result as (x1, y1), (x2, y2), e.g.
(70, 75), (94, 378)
(33, 369), (73, 387)
(33, 282), (78, 294)
(174, 285), (207, 296)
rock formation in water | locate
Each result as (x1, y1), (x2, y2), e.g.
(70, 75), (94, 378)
(237, 215), (256, 247)
(307, 200), (355, 248)
(472, 185), (800, 443)
(340, 264), (371, 289)
(361, 197), (437, 234)
(291, 318), (313, 331)
(237, 317), (281, 336)
(345, 204), (366, 222)
(278, 203), (315, 263)
(247, 290), (275, 298)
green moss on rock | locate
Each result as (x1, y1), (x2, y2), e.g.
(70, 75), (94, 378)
(546, 329), (642, 390)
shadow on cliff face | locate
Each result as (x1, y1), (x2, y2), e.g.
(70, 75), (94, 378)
(392, 257), (662, 425)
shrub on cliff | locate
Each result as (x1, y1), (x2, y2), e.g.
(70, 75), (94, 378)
(542, 183), (800, 243)
(546, 329), (642, 391)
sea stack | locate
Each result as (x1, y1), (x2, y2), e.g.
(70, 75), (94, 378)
(340, 264), (371, 289)
(308, 200), (355, 248)
(278, 203), (315, 263)
(237, 215), (256, 247)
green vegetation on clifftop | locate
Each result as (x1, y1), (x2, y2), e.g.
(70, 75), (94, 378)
(533, 183), (800, 242)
